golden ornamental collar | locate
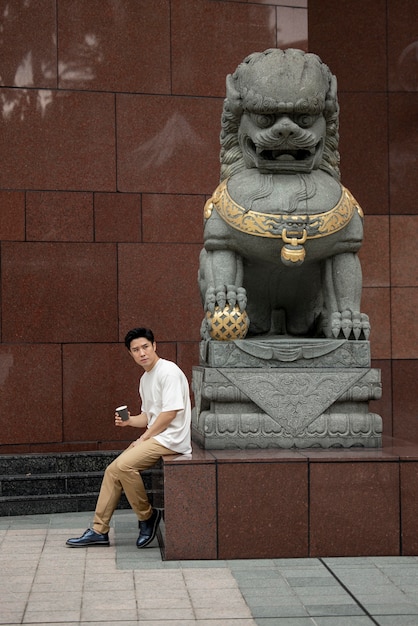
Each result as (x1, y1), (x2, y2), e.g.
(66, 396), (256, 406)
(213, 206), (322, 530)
(204, 178), (363, 241)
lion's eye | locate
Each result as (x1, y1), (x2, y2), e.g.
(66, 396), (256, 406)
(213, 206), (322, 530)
(295, 114), (317, 128)
(252, 113), (276, 128)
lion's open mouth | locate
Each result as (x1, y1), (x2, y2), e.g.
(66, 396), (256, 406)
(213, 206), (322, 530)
(257, 148), (313, 161)
(245, 138), (322, 172)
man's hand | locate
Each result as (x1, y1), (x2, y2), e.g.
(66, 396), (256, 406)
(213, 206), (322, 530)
(132, 432), (149, 446)
(115, 411), (130, 427)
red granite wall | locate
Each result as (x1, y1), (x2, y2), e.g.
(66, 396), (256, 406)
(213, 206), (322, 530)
(0, 0), (308, 452)
(309, 0), (418, 443)
(1, 0), (416, 453)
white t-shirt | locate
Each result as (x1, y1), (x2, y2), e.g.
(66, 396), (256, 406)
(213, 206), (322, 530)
(139, 358), (192, 454)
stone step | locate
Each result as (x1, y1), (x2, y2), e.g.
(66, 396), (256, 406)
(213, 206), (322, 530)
(0, 471), (155, 497)
(0, 451), (123, 475)
(0, 452), (163, 517)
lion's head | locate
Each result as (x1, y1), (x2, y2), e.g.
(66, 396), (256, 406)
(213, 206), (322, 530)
(220, 49), (340, 181)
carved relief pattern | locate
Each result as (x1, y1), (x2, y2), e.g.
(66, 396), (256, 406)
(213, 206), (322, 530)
(205, 341), (371, 369)
(221, 370), (365, 436)
(197, 411), (382, 448)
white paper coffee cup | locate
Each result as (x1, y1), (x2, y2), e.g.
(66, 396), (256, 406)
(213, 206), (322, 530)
(116, 405), (129, 421)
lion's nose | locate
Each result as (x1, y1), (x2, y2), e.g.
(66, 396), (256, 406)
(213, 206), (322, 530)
(271, 117), (297, 139)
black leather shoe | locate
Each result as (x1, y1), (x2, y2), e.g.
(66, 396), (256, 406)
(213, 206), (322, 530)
(136, 508), (161, 548)
(66, 528), (109, 547)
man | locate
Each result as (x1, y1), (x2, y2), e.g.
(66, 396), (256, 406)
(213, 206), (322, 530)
(66, 327), (192, 548)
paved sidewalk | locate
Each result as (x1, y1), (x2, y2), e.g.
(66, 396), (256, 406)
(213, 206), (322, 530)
(1, 510), (418, 625)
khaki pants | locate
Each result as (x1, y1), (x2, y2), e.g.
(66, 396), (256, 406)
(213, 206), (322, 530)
(92, 438), (175, 534)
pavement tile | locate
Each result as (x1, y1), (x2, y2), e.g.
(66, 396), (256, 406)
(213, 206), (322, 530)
(250, 605), (309, 618)
(137, 607), (196, 620)
(286, 576), (340, 587)
(365, 604), (418, 615)
(376, 617), (418, 625)
(81, 606), (138, 621)
(136, 596), (193, 609)
(188, 587), (249, 608)
(313, 618), (376, 625)
(0, 613), (26, 625)
(25, 592), (82, 611)
(23, 610), (81, 623)
(194, 606), (253, 619)
(306, 604), (367, 617)
(254, 618), (316, 625)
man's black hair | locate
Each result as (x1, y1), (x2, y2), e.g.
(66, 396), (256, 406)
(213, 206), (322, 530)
(124, 327), (155, 350)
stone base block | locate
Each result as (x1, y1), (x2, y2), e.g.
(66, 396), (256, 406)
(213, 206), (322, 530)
(159, 440), (418, 560)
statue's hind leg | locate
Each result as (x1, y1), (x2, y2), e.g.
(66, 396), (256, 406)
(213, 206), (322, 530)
(323, 253), (370, 340)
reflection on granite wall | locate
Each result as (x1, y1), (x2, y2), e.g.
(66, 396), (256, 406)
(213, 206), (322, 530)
(0, 0), (416, 452)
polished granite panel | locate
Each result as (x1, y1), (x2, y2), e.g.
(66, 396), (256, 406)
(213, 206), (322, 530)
(308, 0), (387, 92)
(217, 460), (308, 559)
(359, 216), (390, 287)
(57, 0), (170, 94)
(392, 360), (418, 443)
(26, 191), (93, 241)
(176, 342), (200, 385)
(389, 93), (418, 215)
(162, 458), (217, 560)
(94, 193), (141, 242)
(212, 449), (307, 462)
(116, 94), (221, 194)
(0, 344), (62, 445)
(390, 216), (418, 286)
(1, 243), (118, 343)
(338, 93), (389, 216)
(309, 461), (400, 556)
(400, 462), (418, 555)
(391, 288), (418, 359)
(0, 191), (25, 240)
(301, 447), (399, 462)
(0, 0), (57, 88)
(62, 343), (142, 443)
(142, 194), (203, 243)
(361, 287), (391, 359)
(171, 0), (276, 97)
(152, 342), (177, 365)
(388, 0), (418, 92)
(0, 90), (116, 191)
(276, 6), (308, 51)
(247, 0), (307, 6)
(118, 243), (202, 342)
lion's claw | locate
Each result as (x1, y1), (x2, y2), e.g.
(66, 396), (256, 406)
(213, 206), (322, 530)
(330, 310), (370, 340)
(204, 285), (247, 313)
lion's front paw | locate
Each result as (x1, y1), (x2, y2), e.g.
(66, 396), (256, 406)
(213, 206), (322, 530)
(204, 285), (247, 313)
(331, 310), (370, 340)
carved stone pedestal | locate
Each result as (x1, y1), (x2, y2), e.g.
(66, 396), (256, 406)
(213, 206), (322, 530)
(192, 338), (382, 449)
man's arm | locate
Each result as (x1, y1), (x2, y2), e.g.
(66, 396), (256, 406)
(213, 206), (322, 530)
(115, 411), (148, 429)
(134, 410), (178, 444)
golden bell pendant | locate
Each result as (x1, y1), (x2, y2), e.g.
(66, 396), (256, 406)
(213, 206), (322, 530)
(281, 227), (307, 266)
(281, 244), (306, 266)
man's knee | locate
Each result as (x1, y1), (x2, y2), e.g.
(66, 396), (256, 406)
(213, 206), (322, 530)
(114, 455), (145, 475)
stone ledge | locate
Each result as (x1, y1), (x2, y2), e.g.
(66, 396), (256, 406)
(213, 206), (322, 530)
(159, 438), (418, 560)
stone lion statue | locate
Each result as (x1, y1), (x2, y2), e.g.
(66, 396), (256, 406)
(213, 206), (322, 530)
(199, 48), (370, 341)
